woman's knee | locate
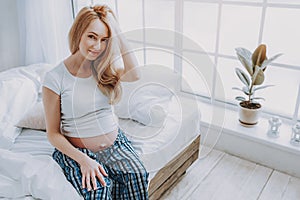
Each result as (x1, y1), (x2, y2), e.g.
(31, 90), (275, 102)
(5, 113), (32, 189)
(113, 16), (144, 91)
(123, 172), (149, 199)
(128, 169), (149, 187)
(83, 181), (112, 200)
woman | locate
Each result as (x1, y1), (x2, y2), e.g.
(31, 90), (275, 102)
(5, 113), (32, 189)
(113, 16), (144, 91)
(42, 5), (149, 200)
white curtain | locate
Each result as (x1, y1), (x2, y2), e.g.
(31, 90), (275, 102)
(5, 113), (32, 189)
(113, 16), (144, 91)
(17, 0), (73, 65)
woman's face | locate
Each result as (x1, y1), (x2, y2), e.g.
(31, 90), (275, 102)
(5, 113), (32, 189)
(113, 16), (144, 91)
(79, 19), (109, 61)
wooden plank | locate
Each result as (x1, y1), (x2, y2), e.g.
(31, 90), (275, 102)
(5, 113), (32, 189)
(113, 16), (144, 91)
(150, 150), (199, 200)
(162, 147), (225, 200)
(282, 176), (300, 200)
(162, 150), (300, 200)
(237, 165), (272, 200)
(148, 135), (200, 196)
(259, 171), (291, 200)
(190, 154), (272, 200)
(259, 170), (300, 200)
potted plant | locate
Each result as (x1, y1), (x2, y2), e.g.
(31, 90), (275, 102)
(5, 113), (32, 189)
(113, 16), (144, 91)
(233, 44), (282, 126)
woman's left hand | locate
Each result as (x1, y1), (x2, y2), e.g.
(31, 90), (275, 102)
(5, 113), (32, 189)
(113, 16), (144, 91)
(79, 154), (108, 191)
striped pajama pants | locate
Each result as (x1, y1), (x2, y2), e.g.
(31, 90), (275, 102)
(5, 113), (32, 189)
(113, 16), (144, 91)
(52, 129), (149, 200)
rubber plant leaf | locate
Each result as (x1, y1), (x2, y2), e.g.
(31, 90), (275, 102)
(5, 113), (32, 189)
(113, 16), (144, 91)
(232, 87), (244, 92)
(252, 44), (267, 68)
(252, 65), (265, 85)
(250, 97), (265, 101)
(235, 47), (253, 75)
(253, 84), (274, 92)
(235, 96), (246, 101)
(235, 68), (250, 87)
(260, 53), (283, 71)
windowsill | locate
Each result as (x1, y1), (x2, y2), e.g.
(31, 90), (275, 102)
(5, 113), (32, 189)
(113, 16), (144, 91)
(201, 101), (300, 155)
(180, 93), (300, 177)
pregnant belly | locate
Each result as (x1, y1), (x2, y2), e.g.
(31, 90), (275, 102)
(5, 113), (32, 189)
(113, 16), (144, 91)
(66, 129), (118, 152)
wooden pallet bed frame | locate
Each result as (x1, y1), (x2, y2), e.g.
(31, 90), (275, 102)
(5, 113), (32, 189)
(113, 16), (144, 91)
(148, 134), (201, 199)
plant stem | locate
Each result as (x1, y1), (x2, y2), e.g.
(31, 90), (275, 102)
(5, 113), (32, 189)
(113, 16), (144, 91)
(249, 83), (254, 102)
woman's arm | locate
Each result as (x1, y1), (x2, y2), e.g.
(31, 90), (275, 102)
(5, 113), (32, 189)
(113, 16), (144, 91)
(110, 16), (140, 82)
(116, 34), (141, 82)
(42, 87), (107, 191)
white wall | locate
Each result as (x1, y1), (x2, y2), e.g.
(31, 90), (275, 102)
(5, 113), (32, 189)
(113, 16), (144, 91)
(0, 0), (21, 71)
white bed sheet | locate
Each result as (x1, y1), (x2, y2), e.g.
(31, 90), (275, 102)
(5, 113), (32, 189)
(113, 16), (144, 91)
(119, 96), (201, 179)
(0, 96), (200, 199)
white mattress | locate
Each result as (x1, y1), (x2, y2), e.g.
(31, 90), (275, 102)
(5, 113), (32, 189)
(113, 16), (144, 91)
(10, 96), (201, 179)
(10, 95), (200, 163)
(0, 96), (200, 199)
(119, 96), (201, 179)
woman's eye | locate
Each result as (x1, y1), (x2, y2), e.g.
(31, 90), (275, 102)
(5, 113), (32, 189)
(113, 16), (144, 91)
(101, 38), (108, 42)
(88, 35), (97, 40)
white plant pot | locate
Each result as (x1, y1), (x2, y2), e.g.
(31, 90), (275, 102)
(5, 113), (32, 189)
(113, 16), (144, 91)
(238, 103), (262, 127)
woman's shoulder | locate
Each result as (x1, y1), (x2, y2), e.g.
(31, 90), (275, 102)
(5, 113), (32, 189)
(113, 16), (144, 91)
(46, 62), (65, 77)
(42, 61), (66, 93)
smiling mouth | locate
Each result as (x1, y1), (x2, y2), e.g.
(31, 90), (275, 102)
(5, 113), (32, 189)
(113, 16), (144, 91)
(88, 50), (101, 55)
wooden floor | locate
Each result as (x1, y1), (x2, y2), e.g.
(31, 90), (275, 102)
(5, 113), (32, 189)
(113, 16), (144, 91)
(161, 147), (300, 200)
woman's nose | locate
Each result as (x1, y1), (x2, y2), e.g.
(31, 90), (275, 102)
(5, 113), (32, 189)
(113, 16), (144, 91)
(93, 40), (101, 50)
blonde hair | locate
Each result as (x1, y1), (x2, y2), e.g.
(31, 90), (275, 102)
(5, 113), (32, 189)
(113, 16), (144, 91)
(68, 5), (122, 104)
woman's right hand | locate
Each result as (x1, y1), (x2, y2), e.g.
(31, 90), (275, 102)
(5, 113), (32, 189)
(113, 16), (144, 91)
(79, 155), (108, 191)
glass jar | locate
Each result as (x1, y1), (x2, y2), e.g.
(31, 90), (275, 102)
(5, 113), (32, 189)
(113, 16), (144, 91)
(267, 116), (282, 138)
(290, 122), (300, 146)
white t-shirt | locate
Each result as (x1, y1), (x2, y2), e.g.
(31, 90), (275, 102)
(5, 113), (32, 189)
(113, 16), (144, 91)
(43, 62), (118, 138)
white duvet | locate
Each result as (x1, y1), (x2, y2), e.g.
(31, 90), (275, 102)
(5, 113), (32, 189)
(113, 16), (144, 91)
(0, 130), (82, 200)
(0, 64), (83, 199)
(0, 63), (201, 199)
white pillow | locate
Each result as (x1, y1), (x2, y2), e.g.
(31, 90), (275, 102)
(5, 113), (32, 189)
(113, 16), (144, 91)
(15, 101), (46, 130)
(115, 83), (174, 127)
(0, 63), (53, 148)
(114, 65), (180, 127)
(0, 78), (38, 149)
(0, 122), (22, 149)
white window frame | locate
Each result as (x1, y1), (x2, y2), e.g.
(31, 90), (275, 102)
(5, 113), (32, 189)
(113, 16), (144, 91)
(72, 0), (300, 122)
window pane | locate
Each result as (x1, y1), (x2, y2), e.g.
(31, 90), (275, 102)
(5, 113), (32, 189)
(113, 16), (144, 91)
(72, 0), (300, 120)
(74, 1), (90, 15)
(145, 0), (175, 47)
(145, 29), (175, 48)
(262, 7), (300, 67)
(219, 5), (262, 56)
(145, 0), (175, 29)
(258, 66), (300, 117)
(216, 57), (300, 118)
(127, 40), (144, 53)
(297, 85), (300, 121)
(121, 25), (143, 43)
(267, 0), (300, 5)
(224, 0), (263, 2)
(132, 48), (144, 67)
(181, 52), (214, 97)
(145, 48), (174, 69)
(183, 2), (218, 53)
(93, 0), (116, 11)
(118, 0), (143, 33)
(215, 57), (245, 104)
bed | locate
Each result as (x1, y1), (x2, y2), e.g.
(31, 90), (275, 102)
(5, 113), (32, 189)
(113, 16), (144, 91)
(0, 63), (201, 200)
